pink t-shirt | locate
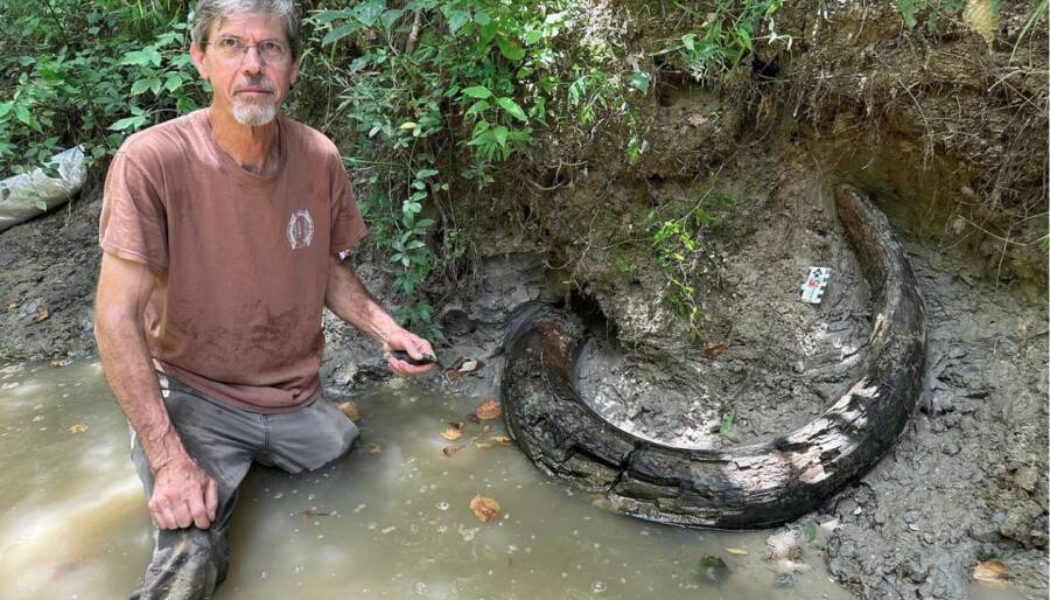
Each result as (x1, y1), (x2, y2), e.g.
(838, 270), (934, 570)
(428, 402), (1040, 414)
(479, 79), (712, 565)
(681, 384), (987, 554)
(100, 109), (367, 413)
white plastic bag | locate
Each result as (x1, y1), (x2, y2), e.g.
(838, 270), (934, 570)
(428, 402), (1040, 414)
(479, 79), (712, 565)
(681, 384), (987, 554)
(0, 146), (87, 233)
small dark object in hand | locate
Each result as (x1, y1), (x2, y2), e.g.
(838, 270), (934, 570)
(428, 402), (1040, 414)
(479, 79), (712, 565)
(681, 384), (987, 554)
(387, 350), (437, 366)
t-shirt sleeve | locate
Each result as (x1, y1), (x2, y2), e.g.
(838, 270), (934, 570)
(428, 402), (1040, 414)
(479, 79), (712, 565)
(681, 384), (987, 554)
(330, 158), (368, 260)
(98, 148), (169, 272)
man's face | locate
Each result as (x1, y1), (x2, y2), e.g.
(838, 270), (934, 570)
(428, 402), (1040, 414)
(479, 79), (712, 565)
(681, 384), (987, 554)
(190, 12), (300, 127)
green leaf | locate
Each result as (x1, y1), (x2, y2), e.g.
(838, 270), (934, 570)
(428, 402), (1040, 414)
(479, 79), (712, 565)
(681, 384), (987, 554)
(145, 46), (163, 67)
(0, 102), (12, 120)
(35, 199), (49, 211)
(682, 33), (697, 52)
(465, 100), (491, 117)
(568, 79), (583, 105)
(628, 71), (651, 94)
(380, 8), (405, 29)
(719, 408), (735, 436)
(322, 23), (356, 46)
(131, 79), (152, 95)
(524, 30), (543, 45)
(445, 9), (470, 34)
(415, 168), (439, 179)
(353, 0), (386, 27)
(462, 86), (492, 99)
(493, 125), (508, 146)
(120, 50), (151, 66)
(736, 27), (753, 51)
(898, 0), (918, 29)
(110, 115), (147, 131)
(405, 0), (436, 10)
(14, 104), (32, 127)
(164, 74), (183, 92)
(498, 38), (526, 61)
(805, 522), (817, 542)
(479, 21), (497, 44)
(497, 97), (527, 122)
(176, 97), (198, 114)
(313, 9), (353, 25)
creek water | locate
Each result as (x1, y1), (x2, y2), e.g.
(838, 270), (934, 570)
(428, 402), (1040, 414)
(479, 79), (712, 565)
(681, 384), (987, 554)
(0, 360), (854, 600)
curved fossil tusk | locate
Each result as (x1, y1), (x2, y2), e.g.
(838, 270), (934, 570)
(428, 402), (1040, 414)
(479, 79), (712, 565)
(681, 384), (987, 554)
(500, 185), (927, 529)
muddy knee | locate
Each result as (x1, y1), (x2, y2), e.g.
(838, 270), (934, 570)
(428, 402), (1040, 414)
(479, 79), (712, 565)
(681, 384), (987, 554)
(136, 528), (229, 599)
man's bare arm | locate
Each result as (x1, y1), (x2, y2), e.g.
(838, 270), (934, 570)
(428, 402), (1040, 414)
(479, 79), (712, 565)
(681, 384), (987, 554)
(324, 257), (435, 376)
(94, 252), (217, 529)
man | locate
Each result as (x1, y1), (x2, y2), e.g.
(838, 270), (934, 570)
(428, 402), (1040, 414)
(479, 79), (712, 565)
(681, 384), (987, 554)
(93, 1), (435, 597)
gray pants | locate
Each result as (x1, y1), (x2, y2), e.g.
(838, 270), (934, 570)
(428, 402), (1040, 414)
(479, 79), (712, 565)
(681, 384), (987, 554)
(130, 374), (359, 599)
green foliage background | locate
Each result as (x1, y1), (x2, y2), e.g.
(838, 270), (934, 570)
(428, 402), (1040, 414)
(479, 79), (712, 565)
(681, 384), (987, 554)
(4, 0), (787, 336)
(6, 0), (1038, 336)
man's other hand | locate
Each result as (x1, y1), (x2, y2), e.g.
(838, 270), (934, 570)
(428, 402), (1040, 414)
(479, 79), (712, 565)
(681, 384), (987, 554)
(383, 330), (437, 377)
(149, 456), (219, 530)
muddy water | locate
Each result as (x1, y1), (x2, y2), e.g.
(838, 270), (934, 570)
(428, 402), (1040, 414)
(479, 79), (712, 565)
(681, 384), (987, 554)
(0, 360), (153, 598)
(0, 361), (854, 600)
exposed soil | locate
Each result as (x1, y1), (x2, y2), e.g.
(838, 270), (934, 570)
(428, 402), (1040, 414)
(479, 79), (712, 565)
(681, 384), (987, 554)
(576, 171), (876, 449)
(0, 177), (102, 360)
(0, 2), (1045, 599)
(570, 161), (1047, 598)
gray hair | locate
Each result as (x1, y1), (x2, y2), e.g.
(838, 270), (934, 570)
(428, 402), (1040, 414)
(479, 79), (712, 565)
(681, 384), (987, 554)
(191, 0), (302, 58)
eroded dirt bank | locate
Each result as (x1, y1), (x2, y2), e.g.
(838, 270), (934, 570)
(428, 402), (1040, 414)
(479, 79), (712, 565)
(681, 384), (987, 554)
(407, 160), (1047, 599)
(0, 1), (1046, 599)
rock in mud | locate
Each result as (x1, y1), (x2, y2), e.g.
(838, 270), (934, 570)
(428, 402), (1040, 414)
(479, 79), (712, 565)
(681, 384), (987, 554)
(1000, 501), (1048, 548)
(1010, 466), (1039, 493)
(695, 555), (731, 585)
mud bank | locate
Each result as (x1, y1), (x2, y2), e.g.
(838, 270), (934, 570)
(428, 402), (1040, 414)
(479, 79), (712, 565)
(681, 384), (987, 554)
(412, 162), (1045, 598)
(0, 3), (1046, 599)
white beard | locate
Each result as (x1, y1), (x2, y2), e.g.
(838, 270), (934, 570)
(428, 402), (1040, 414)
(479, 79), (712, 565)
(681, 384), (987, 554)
(232, 102), (277, 127)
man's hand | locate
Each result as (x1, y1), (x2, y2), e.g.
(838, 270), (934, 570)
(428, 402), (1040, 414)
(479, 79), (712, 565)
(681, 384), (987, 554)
(383, 330), (437, 377)
(325, 258), (437, 376)
(149, 456), (219, 530)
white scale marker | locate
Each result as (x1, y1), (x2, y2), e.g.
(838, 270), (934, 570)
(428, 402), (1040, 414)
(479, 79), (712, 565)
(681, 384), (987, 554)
(800, 267), (831, 304)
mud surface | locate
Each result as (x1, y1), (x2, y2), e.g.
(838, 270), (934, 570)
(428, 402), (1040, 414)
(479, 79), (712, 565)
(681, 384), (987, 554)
(820, 229), (1048, 600)
(577, 174), (875, 449)
(1, 163), (1045, 600)
(0, 2), (1046, 596)
(0, 183), (102, 361)
(569, 165), (1048, 598)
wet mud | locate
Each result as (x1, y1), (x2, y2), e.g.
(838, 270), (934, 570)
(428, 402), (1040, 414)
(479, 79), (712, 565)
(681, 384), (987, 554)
(1, 2), (1046, 595)
(577, 176), (877, 449)
(569, 170), (1047, 599)
(1, 161), (1044, 600)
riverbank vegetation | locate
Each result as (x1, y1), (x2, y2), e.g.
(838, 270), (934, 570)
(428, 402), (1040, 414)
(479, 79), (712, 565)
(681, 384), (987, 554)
(1, 0), (1045, 338)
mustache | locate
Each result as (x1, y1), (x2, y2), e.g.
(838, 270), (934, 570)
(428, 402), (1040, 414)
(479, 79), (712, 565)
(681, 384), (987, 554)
(234, 77), (276, 93)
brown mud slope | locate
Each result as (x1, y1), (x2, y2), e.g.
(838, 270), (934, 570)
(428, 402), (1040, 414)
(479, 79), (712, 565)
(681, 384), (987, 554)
(0, 178), (103, 360)
(0, 1), (1045, 599)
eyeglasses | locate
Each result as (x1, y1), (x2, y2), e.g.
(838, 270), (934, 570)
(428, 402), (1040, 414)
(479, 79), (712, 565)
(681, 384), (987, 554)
(205, 36), (290, 64)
